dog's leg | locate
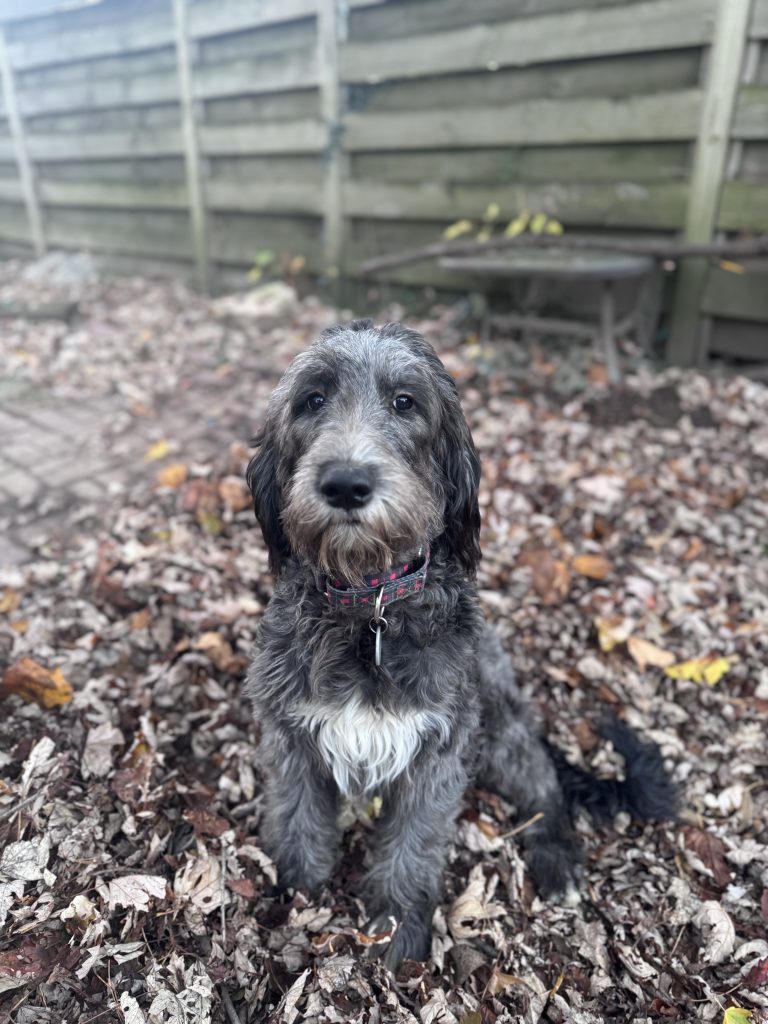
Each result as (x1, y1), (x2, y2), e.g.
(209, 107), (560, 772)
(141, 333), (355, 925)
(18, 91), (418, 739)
(476, 631), (579, 898)
(363, 746), (468, 969)
(260, 732), (341, 894)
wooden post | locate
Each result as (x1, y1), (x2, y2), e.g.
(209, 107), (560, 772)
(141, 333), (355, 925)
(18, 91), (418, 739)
(667, 0), (754, 366)
(0, 24), (45, 256)
(171, 0), (209, 292)
(317, 0), (346, 284)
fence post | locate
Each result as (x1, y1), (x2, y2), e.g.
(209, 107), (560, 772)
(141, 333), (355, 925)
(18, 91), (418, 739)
(666, 0), (754, 366)
(171, 0), (209, 292)
(0, 24), (45, 256)
(317, 0), (346, 284)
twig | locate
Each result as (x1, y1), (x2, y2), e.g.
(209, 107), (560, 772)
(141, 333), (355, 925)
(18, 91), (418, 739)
(359, 232), (768, 274)
(221, 985), (244, 1024)
(0, 791), (40, 823)
(220, 838), (227, 947)
(500, 810), (545, 839)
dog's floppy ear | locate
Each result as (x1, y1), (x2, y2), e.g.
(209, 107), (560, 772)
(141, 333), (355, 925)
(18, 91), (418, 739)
(245, 423), (288, 574)
(435, 388), (482, 576)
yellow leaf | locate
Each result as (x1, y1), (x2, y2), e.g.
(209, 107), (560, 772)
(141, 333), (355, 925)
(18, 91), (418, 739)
(530, 212), (549, 235)
(665, 655), (731, 686)
(247, 266), (263, 282)
(288, 254), (306, 275)
(482, 202), (500, 222)
(504, 210), (530, 237)
(1, 658), (73, 709)
(475, 227), (492, 242)
(156, 463), (188, 488)
(627, 636), (675, 671)
(719, 260), (744, 274)
(442, 219), (474, 241)
(545, 219), (564, 235)
(145, 439), (170, 462)
(723, 1009), (753, 1024)
(572, 554), (613, 580)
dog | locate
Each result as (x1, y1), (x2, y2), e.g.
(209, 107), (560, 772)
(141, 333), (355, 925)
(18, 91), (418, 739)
(245, 319), (678, 968)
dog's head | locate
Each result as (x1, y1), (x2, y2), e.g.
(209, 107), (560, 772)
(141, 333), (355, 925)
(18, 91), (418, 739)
(246, 320), (481, 581)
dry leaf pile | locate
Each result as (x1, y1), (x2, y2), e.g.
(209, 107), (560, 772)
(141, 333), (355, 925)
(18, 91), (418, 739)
(0, 261), (767, 1024)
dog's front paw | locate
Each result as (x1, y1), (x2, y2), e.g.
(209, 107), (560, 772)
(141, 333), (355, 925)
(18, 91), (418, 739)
(364, 909), (431, 971)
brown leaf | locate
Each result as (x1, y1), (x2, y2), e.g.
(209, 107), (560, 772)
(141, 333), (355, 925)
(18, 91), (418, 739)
(156, 462), (189, 488)
(572, 554), (613, 580)
(683, 826), (732, 888)
(0, 589), (20, 614)
(227, 878), (258, 900)
(218, 475), (250, 512)
(129, 607), (152, 631)
(184, 808), (230, 838)
(486, 966), (523, 995)
(1, 658), (73, 709)
(761, 889), (768, 921)
(626, 636), (675, 671)
(745, 957), (768, 989)
(518, 549), (571, 604)
(194, 631), (246, 674)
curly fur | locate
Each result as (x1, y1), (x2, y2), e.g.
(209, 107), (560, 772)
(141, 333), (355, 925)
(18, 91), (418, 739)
(245, 320), (678, 969)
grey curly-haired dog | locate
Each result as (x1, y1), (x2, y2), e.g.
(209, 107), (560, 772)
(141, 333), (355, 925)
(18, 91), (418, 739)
(245, 320), (677, 968)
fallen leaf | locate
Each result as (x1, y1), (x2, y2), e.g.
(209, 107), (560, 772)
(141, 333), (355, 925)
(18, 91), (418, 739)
(81, 723), (124, 780)
(448, 864), (505, 940)
(1, 658), (73, 708)
(693, 901), (735, 964)
(156, 463), (188, 488)
(572, 554), (613, 580)
(486, 965), (523, 995)
(723, 1009), (753, 1024)
(442, 219), (474, 241)
(0, 838), (50, 882)
(762, 889), (768, 921)
(174, 856), (224, 914)
(218, 475), (250, 512)
(666, 655), (731, 686)
(194, 631), (245, 673)
(595, 616), (634, 652)
(145, 439), (170, 461)
(107, 875), (167, 913)
(744, 958), (768, 989)
(627, 636), (675, 671)
(0, 589), (20, 613)
(518, 549), (571, 604)
(683, 827), (732, 888)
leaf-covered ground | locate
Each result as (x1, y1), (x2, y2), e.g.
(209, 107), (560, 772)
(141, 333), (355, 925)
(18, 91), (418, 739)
(0, 258), (767, 1024)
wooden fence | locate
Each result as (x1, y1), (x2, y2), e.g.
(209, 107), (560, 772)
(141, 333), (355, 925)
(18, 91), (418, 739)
(0, 0), (766, 365)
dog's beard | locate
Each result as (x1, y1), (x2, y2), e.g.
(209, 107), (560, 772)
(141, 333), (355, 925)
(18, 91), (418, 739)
(283, 466), (441, 585)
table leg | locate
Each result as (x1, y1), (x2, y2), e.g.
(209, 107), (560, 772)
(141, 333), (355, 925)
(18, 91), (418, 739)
(599, 280), (621, 384)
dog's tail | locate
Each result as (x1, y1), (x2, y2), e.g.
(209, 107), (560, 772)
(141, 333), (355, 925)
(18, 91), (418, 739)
(549, 715), (680, 823)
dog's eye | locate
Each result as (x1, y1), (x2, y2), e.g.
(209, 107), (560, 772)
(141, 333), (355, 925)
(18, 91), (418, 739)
(393, 394), (413, 412)
(306, 392), (325, 412)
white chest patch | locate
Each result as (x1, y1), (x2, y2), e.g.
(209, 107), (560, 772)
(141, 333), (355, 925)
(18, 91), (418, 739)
(295, 695), (449, 796)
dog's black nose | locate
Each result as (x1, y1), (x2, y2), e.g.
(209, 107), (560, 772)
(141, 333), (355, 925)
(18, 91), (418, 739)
(318, 464), (375, 509)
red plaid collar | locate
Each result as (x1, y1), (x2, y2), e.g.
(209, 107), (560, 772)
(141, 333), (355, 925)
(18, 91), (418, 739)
(324, 549), (430, 609)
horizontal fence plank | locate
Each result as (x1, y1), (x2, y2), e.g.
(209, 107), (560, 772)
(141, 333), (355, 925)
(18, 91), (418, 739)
(37, 181), (189, 209)
(0, 176), (22, 200)
(44, 207), (193, 259)
(341, 0), (715, 83)
(343, 180), (689, 228)
(0, 52), (318, 118)
(358, 50), (701, 116)
(345, 90), (703, 150)
(719, 182), (768, 231)
(351, 143), (690, 184)
(199, 119), (325, 155)
(6, 0), (316, 71)
(702, 266), (768, 322)
(347, 0), (636, 41)
(732, 87), (768, 139)
(709, 320), (768, 360)
(19, 128), (184, 161)
(205, 180), (323, 214)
